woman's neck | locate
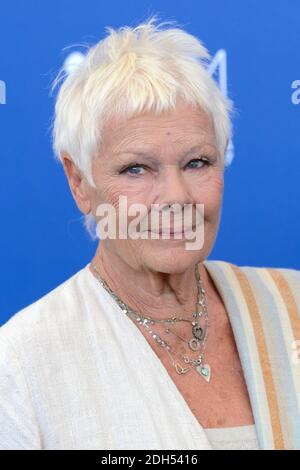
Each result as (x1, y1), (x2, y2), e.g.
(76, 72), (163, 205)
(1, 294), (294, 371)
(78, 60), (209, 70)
(89, 243), (223, 323)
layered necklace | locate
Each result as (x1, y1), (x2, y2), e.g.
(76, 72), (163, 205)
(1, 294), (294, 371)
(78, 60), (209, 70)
(92, 261), (211, 382)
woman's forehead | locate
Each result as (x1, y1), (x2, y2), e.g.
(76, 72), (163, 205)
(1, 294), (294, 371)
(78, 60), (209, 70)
(101, 109), (216, 153)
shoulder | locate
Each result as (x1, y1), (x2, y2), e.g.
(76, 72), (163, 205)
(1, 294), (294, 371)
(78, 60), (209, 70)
(0, 264), (90, 357)
(227, 260), (300, 290)
(205, 258), (300, 283)
(205, 258), (300, 306)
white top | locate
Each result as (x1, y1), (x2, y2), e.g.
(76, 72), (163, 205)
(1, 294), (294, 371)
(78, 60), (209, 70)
(0, 262), (259, 450)
(204, 424), (260, 450)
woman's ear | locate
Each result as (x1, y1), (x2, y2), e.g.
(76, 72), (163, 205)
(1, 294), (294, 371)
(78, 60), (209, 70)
(61, 153), (92, 215)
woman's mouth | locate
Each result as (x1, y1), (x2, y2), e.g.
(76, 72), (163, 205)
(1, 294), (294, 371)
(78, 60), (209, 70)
(148, 225), (197, 236)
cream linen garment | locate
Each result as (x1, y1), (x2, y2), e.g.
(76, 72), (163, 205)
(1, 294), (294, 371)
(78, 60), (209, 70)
(0, 262), (212, 450)
(1, 259), (300, 450)
(204, 424), (260, 450)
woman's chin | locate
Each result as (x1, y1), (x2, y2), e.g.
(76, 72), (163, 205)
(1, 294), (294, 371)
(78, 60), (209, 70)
(142, 248), (201, 273)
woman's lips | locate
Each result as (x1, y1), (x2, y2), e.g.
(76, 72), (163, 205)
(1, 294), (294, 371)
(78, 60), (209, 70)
(148, 225), (197, 235)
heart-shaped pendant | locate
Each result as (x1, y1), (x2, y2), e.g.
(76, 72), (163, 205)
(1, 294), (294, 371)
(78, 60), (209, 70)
(196, 364), (211, 382)
(175, 363), (190, 375)
(192, 325), (203, 340)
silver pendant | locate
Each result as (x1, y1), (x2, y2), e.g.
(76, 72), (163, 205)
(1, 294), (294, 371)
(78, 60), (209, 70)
(196, 364), (211, 382)
(192, 324), (204, 340)
(175, 363), (190, 374)
(188, 338), (200, 351)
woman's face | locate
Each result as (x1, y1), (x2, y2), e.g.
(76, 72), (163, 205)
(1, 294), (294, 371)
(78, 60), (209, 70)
(89, 101), (224, 273)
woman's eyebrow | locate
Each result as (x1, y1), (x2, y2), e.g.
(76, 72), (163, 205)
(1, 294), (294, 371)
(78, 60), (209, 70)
(113, 153), (158, 167)
(114, 144), (214, 160)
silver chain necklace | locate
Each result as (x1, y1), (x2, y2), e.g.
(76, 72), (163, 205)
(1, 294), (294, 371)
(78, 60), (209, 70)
(92, 262), (211, 382)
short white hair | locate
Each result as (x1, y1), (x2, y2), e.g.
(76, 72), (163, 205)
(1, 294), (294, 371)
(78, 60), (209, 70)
(50, 14), (235, 239)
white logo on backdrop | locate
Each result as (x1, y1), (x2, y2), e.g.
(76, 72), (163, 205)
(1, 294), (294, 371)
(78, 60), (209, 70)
(63, 48), (234, 166)
(207, 49), (234, 167)
(63, 52), (85, 74)
(291, 80), (300, 105)
(0, 80), (6, 105)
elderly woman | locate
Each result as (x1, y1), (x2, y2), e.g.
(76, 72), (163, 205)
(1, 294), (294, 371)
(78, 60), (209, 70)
(1, 17), (300, 451)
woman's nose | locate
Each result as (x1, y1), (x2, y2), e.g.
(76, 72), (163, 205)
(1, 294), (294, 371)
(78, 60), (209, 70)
(158, 165), (192, 207)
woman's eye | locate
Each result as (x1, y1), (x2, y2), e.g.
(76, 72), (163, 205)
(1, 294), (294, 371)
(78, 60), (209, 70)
(120, 164), (147, 176)
(185, 158), (210, 169)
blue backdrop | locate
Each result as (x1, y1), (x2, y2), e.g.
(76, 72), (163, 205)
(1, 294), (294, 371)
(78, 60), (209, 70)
(0, 0), (299, 325)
